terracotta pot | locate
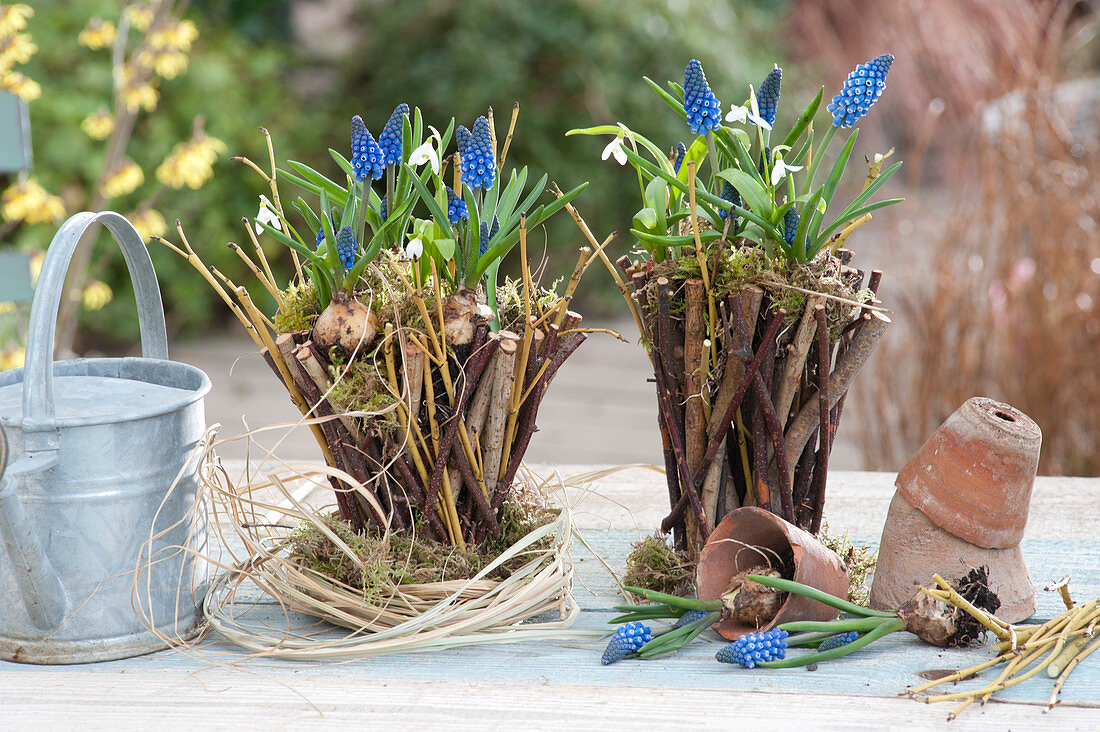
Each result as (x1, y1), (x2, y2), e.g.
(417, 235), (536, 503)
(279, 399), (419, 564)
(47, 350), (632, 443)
(695, 506), (849, 640)
(896, 396), (1041, 549)
(869, 493), (1037, 622)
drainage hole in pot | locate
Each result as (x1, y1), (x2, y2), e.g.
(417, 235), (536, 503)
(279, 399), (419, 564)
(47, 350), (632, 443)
(993, 410), (1015, 422)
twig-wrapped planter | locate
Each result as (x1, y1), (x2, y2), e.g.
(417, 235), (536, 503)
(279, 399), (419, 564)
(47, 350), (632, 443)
(617, 251), (888, 555)
(575, 55), (902, 560)
(166, 101), (595, 647)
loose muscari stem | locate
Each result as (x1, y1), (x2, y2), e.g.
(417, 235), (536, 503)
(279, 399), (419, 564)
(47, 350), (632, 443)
(746, 574), (896, 618)
(762, 618), (905, 668)
(635, 611), (722, 659)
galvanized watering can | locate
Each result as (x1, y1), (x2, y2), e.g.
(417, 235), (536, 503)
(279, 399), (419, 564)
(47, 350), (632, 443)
(0, 211), (211, 664)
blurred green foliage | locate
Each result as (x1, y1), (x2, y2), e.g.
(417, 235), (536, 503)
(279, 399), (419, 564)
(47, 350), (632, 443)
(13, 0), (786, 346)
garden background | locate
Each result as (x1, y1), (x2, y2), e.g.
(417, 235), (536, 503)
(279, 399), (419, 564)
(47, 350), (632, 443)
(2, 0), (1098, 476)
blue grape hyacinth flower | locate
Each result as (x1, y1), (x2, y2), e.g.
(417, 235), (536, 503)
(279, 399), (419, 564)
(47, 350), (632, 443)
(379, 103), (409, 167)
(827, 53), (894, 128)
(314, 229), (324, 249)
(335, 225), (357, 270)
(379, 194), (388, 222)
(672, 610), (709, 629)
(718, 181), (741, 222)
(715, 628), (789, 668)
(671, 142), (687, 174)
(683, 59), (722, 136)
(351, 115), (386, 182)
(479, 216), (500, 258)
(446, 185), (468, 224)
(756, 66), (782, 126)
(783, 208), (799, 245)
(461, 116), (496, 191)
(456, 125), (472, 155)
(818, 631), (859, 651)
(602, 621), (653, 665)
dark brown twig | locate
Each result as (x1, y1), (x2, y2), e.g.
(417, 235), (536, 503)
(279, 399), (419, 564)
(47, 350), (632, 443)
(810, 304), (831, 534)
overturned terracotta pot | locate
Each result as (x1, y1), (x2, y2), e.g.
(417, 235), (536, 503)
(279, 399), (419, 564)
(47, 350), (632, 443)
(896, 396), (1041, 549)
(696, 507), (849, 640)
(870, 397), (1041, 623)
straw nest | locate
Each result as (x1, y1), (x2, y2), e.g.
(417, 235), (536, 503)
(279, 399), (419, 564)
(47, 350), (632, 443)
(200, 455), (582, 659)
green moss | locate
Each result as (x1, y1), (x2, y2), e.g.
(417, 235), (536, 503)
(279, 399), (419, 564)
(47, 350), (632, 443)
(287, 489), (558, 600)
(322, 350), (397, 420)
(274, 280), (322, 333)
(495, 276), (566, 333)
(818, 525), (877, 607)
(620, 533), (695, 598)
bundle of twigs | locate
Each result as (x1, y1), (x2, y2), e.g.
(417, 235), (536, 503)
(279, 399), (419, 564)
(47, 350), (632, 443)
(606, 204), (889, 555)
(908, 576), (1100, 718)
(161, 219), (593, 551)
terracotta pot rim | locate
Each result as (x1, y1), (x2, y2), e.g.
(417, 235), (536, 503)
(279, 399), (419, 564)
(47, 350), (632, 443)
(695, 507), (849, 640)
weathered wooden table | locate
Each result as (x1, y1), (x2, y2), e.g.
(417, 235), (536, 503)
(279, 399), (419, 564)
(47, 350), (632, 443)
(2, 467), (1098, 729)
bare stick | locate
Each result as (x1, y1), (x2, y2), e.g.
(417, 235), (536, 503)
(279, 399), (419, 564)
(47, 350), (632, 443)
(655, 277), (683, 424)
(773, 295), (824, 429)
(466, 332), (503, 443)
(493, 332), (588, 512)
(705, 288), (762, 438)
(291, 339), (364, 443)
(634, 277), (684, 548)
(684, 277), (708, 538)
(809, 304), (831, 534)
(480, 336), (519, 494)
(792, 440), (817, 527)
(402, 341), (426, 424)
(424, 328), (496, 513)
(783, 311), (891, 466)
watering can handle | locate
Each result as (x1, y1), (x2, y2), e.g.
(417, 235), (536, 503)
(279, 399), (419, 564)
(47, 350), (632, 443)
(21, 212), (168, 447)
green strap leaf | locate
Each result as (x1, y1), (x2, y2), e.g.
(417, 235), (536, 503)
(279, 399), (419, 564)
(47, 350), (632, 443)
(716, 167), (774, 220)
(643, 75), (687, 120)
(746, 574), (897, 618)
(781, 86), (824, 150)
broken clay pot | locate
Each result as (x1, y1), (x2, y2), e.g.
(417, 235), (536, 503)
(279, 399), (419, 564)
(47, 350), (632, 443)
(896, 396), (1041, 549)
(696, 506), (849, 640)
(869, 492), (1037, 622)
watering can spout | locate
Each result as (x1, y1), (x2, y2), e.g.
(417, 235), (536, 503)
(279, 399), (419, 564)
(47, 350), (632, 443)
(0, 426), (69, 630)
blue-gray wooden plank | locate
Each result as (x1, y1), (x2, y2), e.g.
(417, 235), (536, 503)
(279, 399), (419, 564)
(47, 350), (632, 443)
(3, 531), (1096, 709)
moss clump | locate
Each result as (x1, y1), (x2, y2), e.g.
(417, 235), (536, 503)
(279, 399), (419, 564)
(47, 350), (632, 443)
(495, 276), (566, 333)
(286, 488), (558, 602)
(818, 525), (877, 606)
(323, 349), (397, 421)
(646, 243), (861, 333)
(274, 280), (323, 333)
(621, 533), (695, 598)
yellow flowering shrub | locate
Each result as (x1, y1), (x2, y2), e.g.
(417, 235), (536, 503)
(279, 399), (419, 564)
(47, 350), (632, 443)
(77, 18), (116, 50)
(156, 132), (226, 190)
(81, 281), (113, 311)
(128, 208), (167, 241)
(102, 158), (144, 199)
(0, 4), (32, 36)
(81, 108), (114, 140)
(1, 178), (64, 224)
(0, 2), (36, 101)
(0, 68), (37, 100)
(123, 4), (153, 33)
